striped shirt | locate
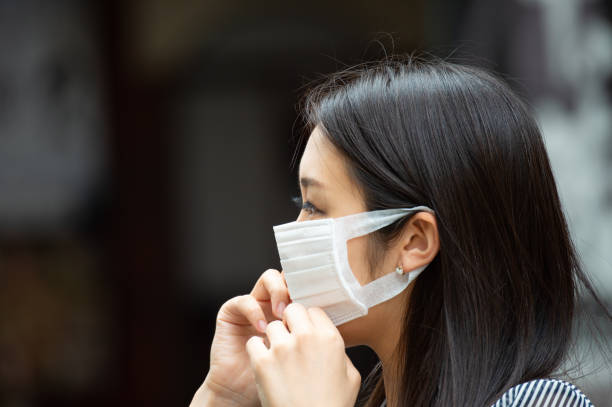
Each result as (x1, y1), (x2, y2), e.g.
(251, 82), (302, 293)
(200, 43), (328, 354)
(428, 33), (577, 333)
(490, 378), (593, 407)
(379, 378), (594, 406)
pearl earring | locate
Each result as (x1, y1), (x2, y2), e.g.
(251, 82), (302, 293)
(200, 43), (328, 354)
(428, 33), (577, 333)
(395, 265), (404, 275)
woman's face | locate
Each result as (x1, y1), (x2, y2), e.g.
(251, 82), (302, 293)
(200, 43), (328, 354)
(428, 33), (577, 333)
(295, 125), (405, 346)
(295, 125), (373, 285)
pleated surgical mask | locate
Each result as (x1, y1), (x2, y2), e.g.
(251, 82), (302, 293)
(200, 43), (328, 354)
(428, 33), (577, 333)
(272, 206), (434, 326)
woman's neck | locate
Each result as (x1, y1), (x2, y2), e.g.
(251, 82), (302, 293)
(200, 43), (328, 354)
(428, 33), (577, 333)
(366, 291), (409, 407)
(368, 315), (403, 407)
(379, 342), (401, 407)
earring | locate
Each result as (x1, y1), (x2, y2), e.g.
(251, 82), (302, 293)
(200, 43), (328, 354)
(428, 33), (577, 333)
(395, 265), (404, 275)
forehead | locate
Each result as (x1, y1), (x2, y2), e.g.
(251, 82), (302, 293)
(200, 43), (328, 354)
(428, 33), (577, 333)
(299, 126), (360, 197)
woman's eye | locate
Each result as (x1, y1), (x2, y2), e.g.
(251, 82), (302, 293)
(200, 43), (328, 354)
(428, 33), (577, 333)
(291, 195), (321, 216)
(303, 203), (318, 215)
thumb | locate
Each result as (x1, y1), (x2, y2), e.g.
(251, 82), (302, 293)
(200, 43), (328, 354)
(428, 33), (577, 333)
(344, 353), (361, 389)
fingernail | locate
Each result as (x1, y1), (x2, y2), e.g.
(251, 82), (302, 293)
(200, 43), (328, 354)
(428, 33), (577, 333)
(257, 320), (267, 332)
(277, 302), (286, 316)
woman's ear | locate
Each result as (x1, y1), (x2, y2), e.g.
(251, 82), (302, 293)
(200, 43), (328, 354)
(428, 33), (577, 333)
(398, 212), (439, 271)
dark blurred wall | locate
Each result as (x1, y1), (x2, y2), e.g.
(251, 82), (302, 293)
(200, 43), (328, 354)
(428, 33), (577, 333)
(1, 0), (610, 406)
(0, 1), (113, 406)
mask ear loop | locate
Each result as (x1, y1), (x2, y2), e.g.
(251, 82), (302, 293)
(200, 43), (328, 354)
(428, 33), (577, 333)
(358, 263), (428, 308)
(338, 206), (434, 241)
(333, 206), (434, 310)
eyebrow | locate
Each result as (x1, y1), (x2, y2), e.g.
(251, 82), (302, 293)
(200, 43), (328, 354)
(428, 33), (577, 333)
(299, 176), (324, 189)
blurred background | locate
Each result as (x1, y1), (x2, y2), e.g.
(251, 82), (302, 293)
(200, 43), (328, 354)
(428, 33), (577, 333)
(0, 0), (611, 406)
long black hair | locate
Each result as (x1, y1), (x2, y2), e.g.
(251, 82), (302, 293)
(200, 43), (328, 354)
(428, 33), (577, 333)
(295, 54), (611, 406)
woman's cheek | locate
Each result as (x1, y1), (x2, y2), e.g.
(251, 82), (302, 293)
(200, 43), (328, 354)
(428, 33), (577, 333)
(346, 236), (371, 286)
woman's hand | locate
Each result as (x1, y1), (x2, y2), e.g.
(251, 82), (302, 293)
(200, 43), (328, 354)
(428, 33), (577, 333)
(190, 269), (290, 407)
(245, 303), (361, 407)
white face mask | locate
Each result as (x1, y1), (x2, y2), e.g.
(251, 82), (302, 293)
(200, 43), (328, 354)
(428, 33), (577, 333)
(273, 206), (434, 326)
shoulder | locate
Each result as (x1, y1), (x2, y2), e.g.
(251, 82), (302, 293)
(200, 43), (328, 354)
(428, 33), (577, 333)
(491, 378), (595, 407)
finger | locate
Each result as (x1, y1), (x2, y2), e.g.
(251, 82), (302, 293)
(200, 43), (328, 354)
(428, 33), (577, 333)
(282, 302), (313, 335)
(255, 300), (276, 323)
(306, 307), (336, 330)
(280, 269), (287, 285)
(224, 295), (268, 333)
(308, 307), (345, 350)
(265, 320), (291, 345)
(251, 269), (290, 319)
(280, 270), (293, 304)
(226, 297), (275, 323)
(245, 336), (269, 368)
(345, 354), (361, 389)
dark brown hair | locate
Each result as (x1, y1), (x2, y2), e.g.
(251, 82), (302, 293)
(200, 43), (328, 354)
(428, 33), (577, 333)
(296, 54), (610, 406)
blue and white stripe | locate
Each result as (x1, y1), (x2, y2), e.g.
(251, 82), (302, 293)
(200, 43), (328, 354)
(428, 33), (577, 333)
(490, 378), (594, 407)
(379, 378), (594, 406)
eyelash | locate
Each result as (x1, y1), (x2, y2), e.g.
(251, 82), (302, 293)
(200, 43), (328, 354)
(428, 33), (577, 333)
(291, 195), (322, 215)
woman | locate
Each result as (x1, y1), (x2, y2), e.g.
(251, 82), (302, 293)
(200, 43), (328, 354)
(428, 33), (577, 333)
(191, 55), (607, 406)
